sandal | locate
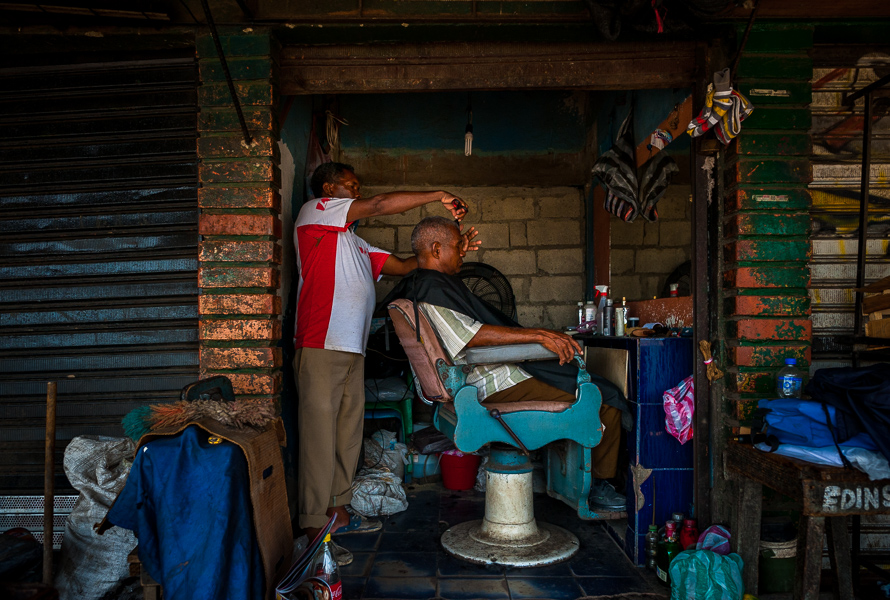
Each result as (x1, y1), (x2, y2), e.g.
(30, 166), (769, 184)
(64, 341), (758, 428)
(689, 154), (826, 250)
(333, 511), (382, 535)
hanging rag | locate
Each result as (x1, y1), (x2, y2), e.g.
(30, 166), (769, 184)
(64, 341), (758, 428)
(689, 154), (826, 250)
(686, 68), (754, 145)
(591, 106), (679, 223)
(663, 375), (694, 444)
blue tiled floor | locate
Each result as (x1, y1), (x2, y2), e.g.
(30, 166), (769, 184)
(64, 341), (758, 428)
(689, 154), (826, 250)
(331, 483), (667, 600)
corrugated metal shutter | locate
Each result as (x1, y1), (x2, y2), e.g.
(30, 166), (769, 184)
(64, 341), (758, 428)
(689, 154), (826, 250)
(0, 52), (200, 494)
(810, 50), (890, 370)
(810, 49), (890, 561)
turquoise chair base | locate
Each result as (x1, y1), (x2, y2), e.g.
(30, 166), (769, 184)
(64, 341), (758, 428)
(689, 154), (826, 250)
(432, 380), (604, 518)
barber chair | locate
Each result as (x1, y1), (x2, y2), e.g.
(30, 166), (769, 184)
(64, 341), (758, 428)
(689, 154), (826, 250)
(387, 299), (605, 567)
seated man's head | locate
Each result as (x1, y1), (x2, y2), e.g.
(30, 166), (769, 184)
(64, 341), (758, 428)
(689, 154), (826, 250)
(310, 162), (360, 199)
(411, 216), (465, 275)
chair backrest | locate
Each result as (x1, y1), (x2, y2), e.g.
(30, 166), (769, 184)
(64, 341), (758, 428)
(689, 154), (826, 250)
(387, 299), (453, 403)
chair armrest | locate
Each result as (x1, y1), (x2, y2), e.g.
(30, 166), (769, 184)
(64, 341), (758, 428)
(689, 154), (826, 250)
(464, 343), (558, 364)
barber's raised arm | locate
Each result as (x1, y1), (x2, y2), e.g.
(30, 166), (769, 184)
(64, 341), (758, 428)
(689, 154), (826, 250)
(346, 190), (466, 223)
(466, 325), (582, 366)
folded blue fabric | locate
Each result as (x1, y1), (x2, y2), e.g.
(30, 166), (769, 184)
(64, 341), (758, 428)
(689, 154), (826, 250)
(758, 398), (878, 451)
(107, 425), (264, 600)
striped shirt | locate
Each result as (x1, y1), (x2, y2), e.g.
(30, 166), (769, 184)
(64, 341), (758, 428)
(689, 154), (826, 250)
(419, 302), (531, 401)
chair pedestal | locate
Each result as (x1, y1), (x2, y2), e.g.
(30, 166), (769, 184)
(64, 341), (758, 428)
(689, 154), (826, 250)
(441, 446), (579, 567)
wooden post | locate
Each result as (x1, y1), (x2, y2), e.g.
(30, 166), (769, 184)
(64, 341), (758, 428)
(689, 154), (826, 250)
(732, 476), (763, 595)
(795, 515), (826, 600)
(43, 381), (56, 585)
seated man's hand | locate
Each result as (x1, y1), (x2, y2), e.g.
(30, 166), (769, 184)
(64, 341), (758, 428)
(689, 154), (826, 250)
(535, 329), (583, 366)
(460, 225), (482, 253)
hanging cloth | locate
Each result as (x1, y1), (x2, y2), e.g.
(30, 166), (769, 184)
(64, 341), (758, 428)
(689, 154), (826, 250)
(591, 106), (679, 223)
(686, 68), (754, 145)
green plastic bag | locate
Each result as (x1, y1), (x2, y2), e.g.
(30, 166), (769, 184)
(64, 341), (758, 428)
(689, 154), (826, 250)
(669, 549), (745, 600)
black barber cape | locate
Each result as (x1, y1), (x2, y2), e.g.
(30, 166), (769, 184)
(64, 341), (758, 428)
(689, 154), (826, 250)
(805, 363), (890, 462)
(379, 268), (631, 430)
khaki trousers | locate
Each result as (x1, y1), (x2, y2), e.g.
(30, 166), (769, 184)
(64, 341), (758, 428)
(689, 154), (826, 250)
(484, 377), (621, 480)
(294, 347), (366, 530)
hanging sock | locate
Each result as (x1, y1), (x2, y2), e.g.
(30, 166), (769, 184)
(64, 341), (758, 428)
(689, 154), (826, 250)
(687, 68), (754, 145)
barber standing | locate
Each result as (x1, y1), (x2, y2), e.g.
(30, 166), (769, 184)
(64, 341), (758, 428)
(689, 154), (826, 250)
(294, 162), (479, 549)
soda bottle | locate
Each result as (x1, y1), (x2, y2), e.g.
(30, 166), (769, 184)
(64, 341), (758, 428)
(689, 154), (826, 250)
(645, 524), (659, 571)
(679, 518), (699, 551)
(312, 534), (343, 600)
(776, 358), (804, 399)
(655, 520), (681, 586)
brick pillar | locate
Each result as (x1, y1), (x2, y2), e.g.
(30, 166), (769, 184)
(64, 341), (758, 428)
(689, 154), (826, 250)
(196, 31), (283, 404)
(723, 23), (814, 419)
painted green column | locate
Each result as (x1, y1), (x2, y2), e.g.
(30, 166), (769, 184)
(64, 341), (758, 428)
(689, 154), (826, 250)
(723, 23), (814, 418)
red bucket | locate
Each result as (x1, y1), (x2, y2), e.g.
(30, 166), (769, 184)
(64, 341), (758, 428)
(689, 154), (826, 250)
(440, 452), (481, 490)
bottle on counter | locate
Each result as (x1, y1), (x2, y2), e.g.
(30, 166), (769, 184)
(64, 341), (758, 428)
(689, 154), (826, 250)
(645, 524), (659, 571)
(679, 519), (699, 551)
(776, 358), (804, 399)
(615, 297), (627, 336)
(603, 299), (614, 336)
(584, 300), (597, 327)
(577, 301), (585, 327)
(312, 534), (343, 600)
(655, 520), (681, 586)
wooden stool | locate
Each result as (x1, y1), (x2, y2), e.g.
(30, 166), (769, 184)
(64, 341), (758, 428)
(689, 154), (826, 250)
(726, 441), (890, 600)
(127, 549), (162, 600)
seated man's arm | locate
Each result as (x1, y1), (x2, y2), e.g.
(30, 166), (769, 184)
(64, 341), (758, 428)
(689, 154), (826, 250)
(422, 303), (580, 366)
(467, 325), (582, 366)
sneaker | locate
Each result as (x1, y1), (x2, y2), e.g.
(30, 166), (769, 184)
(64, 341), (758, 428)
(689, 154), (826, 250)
(589, 479), (626, 512)
(329, 540), (353, 566)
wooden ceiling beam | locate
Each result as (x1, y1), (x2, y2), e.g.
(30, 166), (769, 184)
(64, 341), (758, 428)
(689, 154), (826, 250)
(280, 41), (698, 94)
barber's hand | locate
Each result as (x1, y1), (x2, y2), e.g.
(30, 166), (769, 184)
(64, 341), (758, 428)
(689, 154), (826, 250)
(536, 330), (583, 366)
(442, 193), (469, 220)
(460, 225), (482, 253)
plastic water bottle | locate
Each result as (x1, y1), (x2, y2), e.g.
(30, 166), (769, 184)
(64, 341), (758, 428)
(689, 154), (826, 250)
(776, 358), (804, 399)
(645, 524), (659, 571)
(312, 534), (342, 600)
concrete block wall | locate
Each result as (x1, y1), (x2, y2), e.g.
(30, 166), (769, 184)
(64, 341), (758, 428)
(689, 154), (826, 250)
(722, 23), (814, 418)
(196, 31), (283, 404)
(361, 186), (585, 329)
(610, 184), (692, 302)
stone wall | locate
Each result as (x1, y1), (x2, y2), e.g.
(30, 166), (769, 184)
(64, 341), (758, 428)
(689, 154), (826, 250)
(360, 185), (585, 330)
(609, 184), (692, 302)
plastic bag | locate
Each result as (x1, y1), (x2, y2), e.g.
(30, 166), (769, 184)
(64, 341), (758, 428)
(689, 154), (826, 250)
(350, 468), (408, 517)
(365, 377), (411, 403)
(664, 375), (695, 444)
(366, 430), (409, 479)
(669, 549), (744, 600)
(697, 525), (732, 555)
(54, 436), (137, 600)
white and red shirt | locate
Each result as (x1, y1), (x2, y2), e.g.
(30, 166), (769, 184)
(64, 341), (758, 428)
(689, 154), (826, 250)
(294, 197), (390, 355)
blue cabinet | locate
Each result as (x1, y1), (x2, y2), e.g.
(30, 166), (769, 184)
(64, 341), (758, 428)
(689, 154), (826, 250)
(581, 336), (694, 565)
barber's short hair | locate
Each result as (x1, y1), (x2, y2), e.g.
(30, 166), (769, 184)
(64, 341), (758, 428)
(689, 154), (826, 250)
(310, 162), (355, 198)
(411, 216), (459, 256)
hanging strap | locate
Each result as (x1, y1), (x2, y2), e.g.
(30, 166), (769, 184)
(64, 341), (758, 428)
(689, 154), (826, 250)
(821, 403), (855, 470)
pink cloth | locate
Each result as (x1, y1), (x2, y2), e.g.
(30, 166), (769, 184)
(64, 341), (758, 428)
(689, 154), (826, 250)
(663, 375), (694, 444)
